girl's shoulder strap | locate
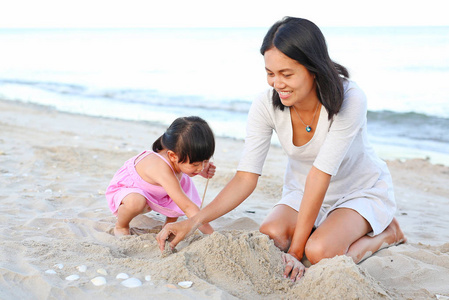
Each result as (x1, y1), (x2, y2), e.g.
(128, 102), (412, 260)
(149, 151), (176, 174)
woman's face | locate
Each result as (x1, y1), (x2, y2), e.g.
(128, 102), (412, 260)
(264, 47), (317, 107)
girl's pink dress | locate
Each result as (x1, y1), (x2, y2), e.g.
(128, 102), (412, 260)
(106, 151), (202, 218)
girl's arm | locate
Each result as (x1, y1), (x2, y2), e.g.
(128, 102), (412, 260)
(147, 160), (214, 233)
(157, 171), (260, 250)
(287, 166), (331, 260)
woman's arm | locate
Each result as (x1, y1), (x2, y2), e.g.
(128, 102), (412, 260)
(156, 171), (259, 250)
(287, 166), (331, 260)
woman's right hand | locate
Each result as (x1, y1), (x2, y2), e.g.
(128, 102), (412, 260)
(156, 218), (200, 252)
(282, 252), (306, 282)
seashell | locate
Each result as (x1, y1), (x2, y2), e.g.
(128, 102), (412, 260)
(91, 276), (107, 286)
(165, 283), (177, 289)
(45, 269), (57, 274)
(178, 281), (193, 289)
(116, 273), (129, 279)
(97, 268), (108, 275)
(65, 274), (80, 281)
(76, 265), (87, 272)
(144, 275), (151, 281)
(121, 277), (142, 288)
(54, 263), (64, 269)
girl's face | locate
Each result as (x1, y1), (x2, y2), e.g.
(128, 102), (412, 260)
(264, 47), (317, 107)
(178, 159), (209, 177)
(167, 150), (209, 177)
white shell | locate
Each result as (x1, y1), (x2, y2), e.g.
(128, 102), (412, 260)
(178, 281), (193, 288)
(76, 265), (87, 272)
(97, 268), (108, 275)
(144, 275), (151, 281)
(65, 274), (80, 281)
(116, 273), (129, 279)
(45, 269), (57, 274)
(54, 263), (64, 269)
(91, 276), (107, 286)
(121, 277), (142, 288)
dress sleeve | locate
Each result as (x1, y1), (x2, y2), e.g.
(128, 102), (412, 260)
(237, 90), (275, 175)
(313, 84), (368, 176)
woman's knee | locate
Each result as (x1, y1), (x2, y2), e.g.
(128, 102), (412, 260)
(304, 237), (328, 264)
(305, 236), (346, 264)
(259, 221), (290, 251)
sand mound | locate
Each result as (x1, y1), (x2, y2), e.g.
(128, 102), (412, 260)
(293, 255), (390, 299)
(153, 231), (289, 298)
(152, 231), (390, 299)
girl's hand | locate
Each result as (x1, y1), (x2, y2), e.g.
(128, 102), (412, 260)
(200, 162), (216, 179)
(282, 252), (306, 282)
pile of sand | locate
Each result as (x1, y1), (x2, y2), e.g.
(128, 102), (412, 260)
(151, 230), (391, 299)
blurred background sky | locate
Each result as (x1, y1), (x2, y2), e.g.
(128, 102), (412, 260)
(1, 0), (449, 28)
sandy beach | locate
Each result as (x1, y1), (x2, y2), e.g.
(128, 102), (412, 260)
(1, 99), (448, 299)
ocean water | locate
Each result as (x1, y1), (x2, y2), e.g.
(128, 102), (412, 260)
(0, 27), (448, 163)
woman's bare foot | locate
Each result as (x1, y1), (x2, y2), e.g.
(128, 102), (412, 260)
(383, 217), (407, 248)
(114, 225), (130, 236)
(348, 217), (407, 263)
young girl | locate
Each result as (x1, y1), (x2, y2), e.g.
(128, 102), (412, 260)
(106, 116), (216, 236)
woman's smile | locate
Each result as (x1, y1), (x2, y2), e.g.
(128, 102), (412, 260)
(278, 90), (293, 100)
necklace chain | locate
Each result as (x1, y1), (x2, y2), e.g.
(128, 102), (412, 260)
(292, 103), (320, 133)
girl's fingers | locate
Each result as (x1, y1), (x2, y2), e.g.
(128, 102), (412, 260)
(206, 163), (216, 178)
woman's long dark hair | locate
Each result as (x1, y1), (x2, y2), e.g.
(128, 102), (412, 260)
(152, 116), (215, 163)
(260, 17), (349, 120)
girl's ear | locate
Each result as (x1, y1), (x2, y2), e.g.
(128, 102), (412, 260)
(167, 150), (179, 163)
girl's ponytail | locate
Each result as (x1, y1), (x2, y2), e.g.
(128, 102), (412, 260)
(152, 134), (164, 152)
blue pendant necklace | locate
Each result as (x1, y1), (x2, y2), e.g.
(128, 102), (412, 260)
(292, 103), (319, 133)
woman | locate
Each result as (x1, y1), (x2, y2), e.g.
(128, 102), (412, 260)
(156, 17), (405, 281)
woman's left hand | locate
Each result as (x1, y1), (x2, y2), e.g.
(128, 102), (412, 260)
(282, 252), (306, 282)
(200, 162), (216, 179)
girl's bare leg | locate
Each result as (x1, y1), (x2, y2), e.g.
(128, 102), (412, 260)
(259, 204), (298, 251)
(304, 208), (406, 264)
(114, 193), (148, 236)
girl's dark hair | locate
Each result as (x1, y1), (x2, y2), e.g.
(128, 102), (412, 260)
(260, 17), (349, 119)
(152, 116), (215, 163)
